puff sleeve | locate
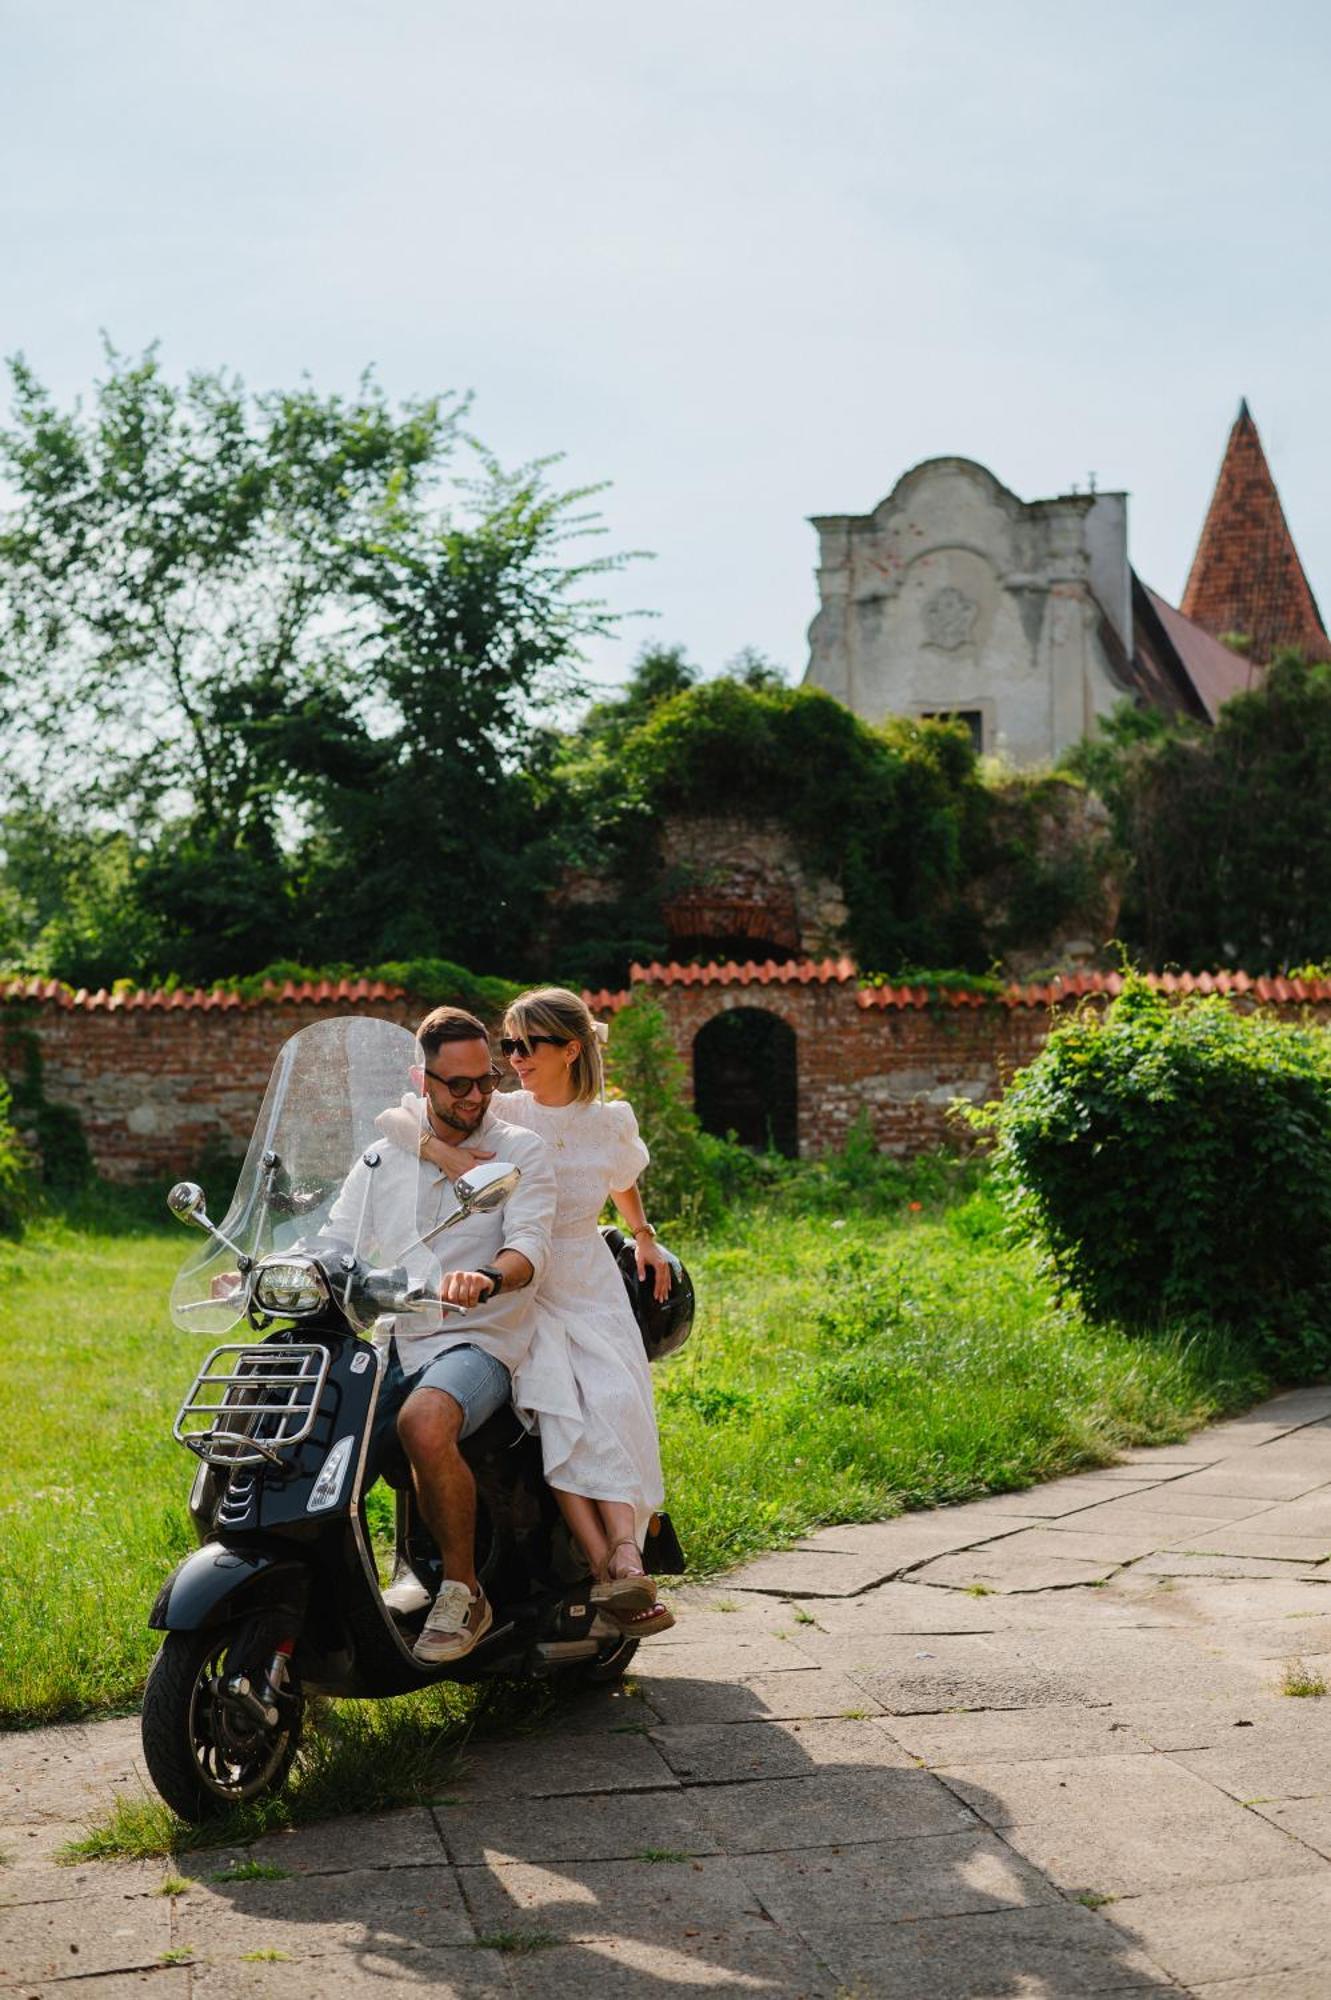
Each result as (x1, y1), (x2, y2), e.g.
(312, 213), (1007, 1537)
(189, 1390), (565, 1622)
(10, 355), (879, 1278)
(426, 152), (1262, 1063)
(604, 1097), (650, 1189)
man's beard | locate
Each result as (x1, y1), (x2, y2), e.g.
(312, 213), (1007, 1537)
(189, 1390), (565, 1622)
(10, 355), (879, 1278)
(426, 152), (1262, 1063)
(434, 1101), (486, 1138)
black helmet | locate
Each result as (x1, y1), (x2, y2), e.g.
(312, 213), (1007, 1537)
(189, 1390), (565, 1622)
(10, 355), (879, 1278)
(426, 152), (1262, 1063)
(601, 1226), (695, 1362)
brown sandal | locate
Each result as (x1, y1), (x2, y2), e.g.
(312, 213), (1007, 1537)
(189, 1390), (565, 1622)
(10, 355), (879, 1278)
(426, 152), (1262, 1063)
(611, 1598), (675, 1636)
(589, 1538), (656, 1615)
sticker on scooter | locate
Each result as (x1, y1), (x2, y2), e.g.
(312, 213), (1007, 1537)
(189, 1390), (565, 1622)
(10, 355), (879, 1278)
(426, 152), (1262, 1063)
(350, 1351), (371, 1374)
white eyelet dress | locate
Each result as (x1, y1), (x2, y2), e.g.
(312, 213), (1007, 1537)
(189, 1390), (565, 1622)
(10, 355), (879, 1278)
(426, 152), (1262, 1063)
(504, 1091), (666, 1547)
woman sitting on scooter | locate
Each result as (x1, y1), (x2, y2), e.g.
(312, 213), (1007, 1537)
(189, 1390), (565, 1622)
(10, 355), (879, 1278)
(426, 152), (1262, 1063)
(378, 986), (675, 1636)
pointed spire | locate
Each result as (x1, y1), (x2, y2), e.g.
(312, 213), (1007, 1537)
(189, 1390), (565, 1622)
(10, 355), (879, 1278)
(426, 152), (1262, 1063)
(1181, 402), (1331, 665)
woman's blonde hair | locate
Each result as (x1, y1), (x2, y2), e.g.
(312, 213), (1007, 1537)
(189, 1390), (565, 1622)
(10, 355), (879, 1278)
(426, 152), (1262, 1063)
(505, 986), (603, 1105)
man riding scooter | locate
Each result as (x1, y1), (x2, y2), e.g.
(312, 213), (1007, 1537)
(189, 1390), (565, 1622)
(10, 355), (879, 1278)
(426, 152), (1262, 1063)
(326, 1004), (556, 1664)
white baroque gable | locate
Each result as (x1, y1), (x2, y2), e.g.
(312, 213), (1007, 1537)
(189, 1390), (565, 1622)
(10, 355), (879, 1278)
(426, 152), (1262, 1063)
(804, 458), (1133, 767)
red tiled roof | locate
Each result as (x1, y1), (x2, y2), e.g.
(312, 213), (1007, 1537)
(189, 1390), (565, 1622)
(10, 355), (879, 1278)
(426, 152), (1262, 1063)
(1181, 401), (1331, 666)
(0, 976), (408, 1012)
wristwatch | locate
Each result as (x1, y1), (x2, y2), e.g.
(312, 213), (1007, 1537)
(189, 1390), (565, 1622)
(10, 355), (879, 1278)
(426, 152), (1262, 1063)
(476, 1264), (504, 1300)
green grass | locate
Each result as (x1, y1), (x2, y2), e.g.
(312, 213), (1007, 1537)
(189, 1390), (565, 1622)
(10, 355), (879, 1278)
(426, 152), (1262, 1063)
(1280, 1658), (1328, 1697)
(2, 1174), (1269, 1731)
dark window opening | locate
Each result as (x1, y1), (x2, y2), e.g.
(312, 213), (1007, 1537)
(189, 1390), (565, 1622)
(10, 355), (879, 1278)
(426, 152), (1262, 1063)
(692, 1006), (798, 1157)
(921, 708), (984, 754)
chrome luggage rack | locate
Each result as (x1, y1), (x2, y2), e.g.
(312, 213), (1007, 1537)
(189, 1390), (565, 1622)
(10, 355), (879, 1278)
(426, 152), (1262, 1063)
(173, 1344), (331, 1469)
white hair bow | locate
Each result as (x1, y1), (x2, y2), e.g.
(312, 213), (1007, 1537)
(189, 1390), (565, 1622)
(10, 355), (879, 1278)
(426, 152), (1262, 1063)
(592, 1018), (610, 1045)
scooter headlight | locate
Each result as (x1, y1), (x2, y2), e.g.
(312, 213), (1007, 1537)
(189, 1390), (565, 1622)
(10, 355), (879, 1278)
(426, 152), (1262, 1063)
(253, 1257), (329, 1317)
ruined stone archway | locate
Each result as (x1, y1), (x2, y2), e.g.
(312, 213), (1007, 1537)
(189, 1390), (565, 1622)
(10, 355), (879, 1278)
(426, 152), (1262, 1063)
(692, 1005), (798, 1156)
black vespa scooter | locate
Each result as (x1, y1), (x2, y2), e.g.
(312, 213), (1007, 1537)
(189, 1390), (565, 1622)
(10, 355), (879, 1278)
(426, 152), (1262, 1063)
(141, 1015), (684, 1824)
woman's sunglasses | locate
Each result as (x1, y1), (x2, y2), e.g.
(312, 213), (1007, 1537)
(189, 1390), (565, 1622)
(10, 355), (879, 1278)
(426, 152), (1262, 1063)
(500, 1034), (571, 1059)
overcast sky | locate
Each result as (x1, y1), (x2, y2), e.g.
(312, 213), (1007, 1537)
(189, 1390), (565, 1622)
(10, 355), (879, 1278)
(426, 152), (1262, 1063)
(3, 1), (1328, 694)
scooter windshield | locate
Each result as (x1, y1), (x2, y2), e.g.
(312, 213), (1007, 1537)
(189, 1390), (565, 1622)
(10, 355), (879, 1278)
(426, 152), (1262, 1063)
(169, 1014), (435, 1336)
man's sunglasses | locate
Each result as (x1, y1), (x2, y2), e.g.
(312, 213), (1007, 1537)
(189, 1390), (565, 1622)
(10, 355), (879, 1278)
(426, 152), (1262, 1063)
(423, 1064), (502, 1100)
(499, 1034), (570, 1059)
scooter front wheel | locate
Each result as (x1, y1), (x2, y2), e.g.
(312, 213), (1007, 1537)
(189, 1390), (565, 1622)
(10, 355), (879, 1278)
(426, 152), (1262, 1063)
(141, 1626), (304, 1823)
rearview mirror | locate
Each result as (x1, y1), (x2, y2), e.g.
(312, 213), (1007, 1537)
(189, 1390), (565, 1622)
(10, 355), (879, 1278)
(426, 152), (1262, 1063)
(167, 1181), (211, 1229)
(453, 1161), (521, 1214)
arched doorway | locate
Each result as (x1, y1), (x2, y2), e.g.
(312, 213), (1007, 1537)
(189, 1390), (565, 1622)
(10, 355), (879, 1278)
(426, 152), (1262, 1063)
(692, 1006), (798, 1156)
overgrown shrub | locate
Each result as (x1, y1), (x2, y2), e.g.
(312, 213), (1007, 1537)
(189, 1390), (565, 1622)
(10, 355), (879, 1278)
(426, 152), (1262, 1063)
(0, 1075), (34, 1235)
(603, 992), (721, 1230)
(979, 977), (1331, 1374)
(0, 1023), (91, 1195)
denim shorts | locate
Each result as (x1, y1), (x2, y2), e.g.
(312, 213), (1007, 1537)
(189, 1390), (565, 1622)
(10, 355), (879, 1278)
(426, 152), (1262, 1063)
(368, 1340), (512, 1483)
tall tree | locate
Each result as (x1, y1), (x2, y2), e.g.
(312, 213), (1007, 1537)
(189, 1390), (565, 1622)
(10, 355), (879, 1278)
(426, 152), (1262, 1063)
(0, 347), (630, 982)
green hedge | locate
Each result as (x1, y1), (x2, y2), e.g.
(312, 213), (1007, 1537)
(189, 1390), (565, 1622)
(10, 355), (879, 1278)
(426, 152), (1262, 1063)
(979, 977), (1331, 1374)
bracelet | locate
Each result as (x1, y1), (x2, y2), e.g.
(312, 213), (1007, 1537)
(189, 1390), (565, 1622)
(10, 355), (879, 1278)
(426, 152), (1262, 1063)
(633, 1224), (656, 1240)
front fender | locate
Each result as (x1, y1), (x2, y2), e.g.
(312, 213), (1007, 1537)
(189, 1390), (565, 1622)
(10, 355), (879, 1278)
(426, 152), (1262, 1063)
(149, 1542), (311, 1634)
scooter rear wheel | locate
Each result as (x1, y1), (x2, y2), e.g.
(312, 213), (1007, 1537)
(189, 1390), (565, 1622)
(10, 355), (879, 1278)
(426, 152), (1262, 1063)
(141, 1626), (304, 1823)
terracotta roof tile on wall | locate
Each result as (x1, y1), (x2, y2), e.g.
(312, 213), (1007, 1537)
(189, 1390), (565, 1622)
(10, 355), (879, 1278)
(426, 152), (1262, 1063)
(0, 976), (409, 1012)
(1181, 401), (1331, 666)
(581, 959), (1331, 1010)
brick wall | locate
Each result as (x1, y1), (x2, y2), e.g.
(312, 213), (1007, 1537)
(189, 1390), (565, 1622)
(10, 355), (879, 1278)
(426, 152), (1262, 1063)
(645, 978), (1053, 1155)
(1, 987), (421, 1185)
(6, 968), (1331, 1183)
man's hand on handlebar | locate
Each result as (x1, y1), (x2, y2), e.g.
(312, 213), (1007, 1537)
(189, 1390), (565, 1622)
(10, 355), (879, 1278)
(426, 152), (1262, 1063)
(440, 1268), (499, 1309)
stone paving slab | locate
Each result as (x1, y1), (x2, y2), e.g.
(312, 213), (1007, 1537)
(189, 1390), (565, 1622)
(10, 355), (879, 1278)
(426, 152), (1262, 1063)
(975, 1522), (1179, 1565)
(456, 1851), (768, 1942)
(648, 1714), (916, 1785)
(686, 1767), (978, 1853)
(790, 1515), (1049, 1559)
(1169, 1714), (1331, 1800)
(497, 1928), (839, 1999)
(242, 1806), (446, 1877)
(191, 1949), (513, 1997)
(437, 1788), (720, 1866)
(1191, 1974), (1331, 1999)
(168, 1863), (476, 1962)
(905, 1548), (1125, 1591)
(10, 1977), (191, 2000)
(1163, 1527), (1331, 1562)
(826, 1631), (1089, 1714)
(803, 1902), (1175, 1997)
(1002, 1800), (1321, 1900)
(947, 1476), (1163, 1518)
(885, 1702), (1154, 1769)
(1134, 1550), (1330, 1581)
(1167, 1461), (1331, 1502)
(1054, 1485), (1274, 1525)
(1115, 1872), (1331, 1986)
(447, 1728), (679, 1801)
(723, 1548), (911, 1596)
(1250, 1795), (1331, 1860)
(739, 1825), (1062, 1930)
(643, 1665), (883, 1727)
(0, 1885), (172, 1985)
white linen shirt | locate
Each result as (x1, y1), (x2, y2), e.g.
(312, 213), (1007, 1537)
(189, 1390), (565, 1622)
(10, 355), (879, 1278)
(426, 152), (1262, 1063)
(323, 1106), (555, 1377)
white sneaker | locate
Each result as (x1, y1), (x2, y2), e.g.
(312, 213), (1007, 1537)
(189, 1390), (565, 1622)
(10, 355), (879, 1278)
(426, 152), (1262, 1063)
(413, 1580), (493, 1664)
